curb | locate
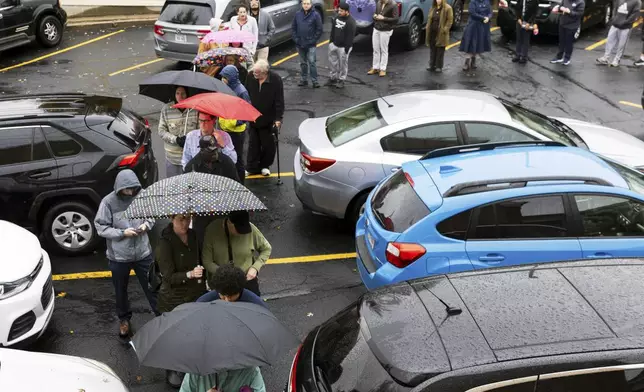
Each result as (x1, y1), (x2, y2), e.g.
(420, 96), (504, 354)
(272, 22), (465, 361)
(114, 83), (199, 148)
(67, 14), (158, 27)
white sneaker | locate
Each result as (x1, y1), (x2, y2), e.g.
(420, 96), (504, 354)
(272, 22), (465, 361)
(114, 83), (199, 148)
(245, 170), (250, 177)
(261, 168), (271, 176)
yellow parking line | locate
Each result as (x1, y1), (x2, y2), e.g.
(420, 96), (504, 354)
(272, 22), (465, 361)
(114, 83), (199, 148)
(246, 172), (295, 179)
(109, 58), (166, 77)
(0, 30), (125, 73)
(272, 39), (330, 66)
(620, 100), (643, 109)
(586, 19), (642, 50)
(447, 26), (499, 50)
(52, 252), (357, 281)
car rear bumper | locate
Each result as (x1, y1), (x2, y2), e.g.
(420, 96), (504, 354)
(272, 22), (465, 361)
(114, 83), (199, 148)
(154, 46), (198, 63)
(355, 215), (405, 290)
(0, 251), (55, 347)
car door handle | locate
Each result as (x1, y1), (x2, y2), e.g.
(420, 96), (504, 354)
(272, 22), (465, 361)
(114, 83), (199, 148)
(29, 171), (51, 179)
(479, 254), (505, 262)
(587, 252), (612, 258)
(391, 167), (400, 172)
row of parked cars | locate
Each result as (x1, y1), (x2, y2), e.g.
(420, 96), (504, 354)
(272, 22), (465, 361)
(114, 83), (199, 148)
(286, 90), (644, 391)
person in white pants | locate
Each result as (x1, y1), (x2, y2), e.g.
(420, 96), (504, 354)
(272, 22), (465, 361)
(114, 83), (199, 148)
(327, 2), (356, 88)
(368, 0), (399, 77)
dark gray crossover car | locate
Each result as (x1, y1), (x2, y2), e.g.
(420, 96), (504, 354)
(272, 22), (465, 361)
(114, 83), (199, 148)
(286, 258), (644, 391)
(0, 0), (67, 52)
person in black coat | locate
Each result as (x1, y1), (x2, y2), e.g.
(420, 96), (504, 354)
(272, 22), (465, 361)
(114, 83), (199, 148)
(513, 0), (539, 64)
(183, 135), (240, 182)
(549, 0), (585, 65)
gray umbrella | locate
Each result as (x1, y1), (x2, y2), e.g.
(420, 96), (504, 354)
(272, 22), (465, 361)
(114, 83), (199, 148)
(139, 70), (235, 103)
(124, 172), (266, 219)
(131, 301), (300, 374)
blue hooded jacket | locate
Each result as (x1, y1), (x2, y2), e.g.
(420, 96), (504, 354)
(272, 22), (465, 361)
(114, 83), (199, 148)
(291, 8), (323, 49)
(220, 65), (251, 103)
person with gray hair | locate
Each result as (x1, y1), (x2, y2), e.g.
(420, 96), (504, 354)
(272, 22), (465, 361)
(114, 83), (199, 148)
(245, 59), (284, 176)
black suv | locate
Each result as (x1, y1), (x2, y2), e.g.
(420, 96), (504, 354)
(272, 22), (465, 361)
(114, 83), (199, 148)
(0, 0), (67, 52)
(0, 94), (158, 256)
(288, 258), (644, 392)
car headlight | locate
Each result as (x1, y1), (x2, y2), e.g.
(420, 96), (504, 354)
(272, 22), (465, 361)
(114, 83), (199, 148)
(0, 256), (43, 301)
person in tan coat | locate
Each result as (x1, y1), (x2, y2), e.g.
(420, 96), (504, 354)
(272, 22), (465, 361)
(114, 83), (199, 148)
(425, 0), (453, 72)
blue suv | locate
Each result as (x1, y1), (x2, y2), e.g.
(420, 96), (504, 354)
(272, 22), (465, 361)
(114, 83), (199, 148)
(356, 141), (644, 290)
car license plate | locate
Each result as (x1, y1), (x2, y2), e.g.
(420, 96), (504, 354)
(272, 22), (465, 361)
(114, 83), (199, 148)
(367, 232), (375, 249)
(175, 34), (187, 43)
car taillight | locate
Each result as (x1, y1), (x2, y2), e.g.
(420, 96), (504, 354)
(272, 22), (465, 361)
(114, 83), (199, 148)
(119, 145), (145, 168)
(301, 152), (336, 174)
(397, 2), (402, 16)
(287, 345), (302, 392)
(403, 171), (415, 187)
(154, 24), (165, 36)
(386, 242), (426, 268)
(144, 117), (150, 128)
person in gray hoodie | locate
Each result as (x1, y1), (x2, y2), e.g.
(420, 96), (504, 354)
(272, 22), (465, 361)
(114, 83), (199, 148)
(250, 0), (275, 62)
(596, 0), (641, 67)
(94, 169), (158, 338)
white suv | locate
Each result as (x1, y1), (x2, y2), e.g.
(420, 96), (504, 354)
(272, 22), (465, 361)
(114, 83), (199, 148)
(0, 221), (54, 347)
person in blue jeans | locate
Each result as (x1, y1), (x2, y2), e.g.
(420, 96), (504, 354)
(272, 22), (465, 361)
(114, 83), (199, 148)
(94, 169), (158, 338)
(197, 265), (267, 309)
(292, 0), (323, 88)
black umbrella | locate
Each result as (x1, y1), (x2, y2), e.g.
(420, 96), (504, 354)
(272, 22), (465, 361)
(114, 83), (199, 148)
(131, 301), (300, 374)
(139, 70), (235, 103)
(124, 172), (266, 219)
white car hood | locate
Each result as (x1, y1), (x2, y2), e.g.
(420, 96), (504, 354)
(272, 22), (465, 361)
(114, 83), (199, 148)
(0, 348), (128, 392)
(0, 221), (42, 282)
(554, 117), (644, 168)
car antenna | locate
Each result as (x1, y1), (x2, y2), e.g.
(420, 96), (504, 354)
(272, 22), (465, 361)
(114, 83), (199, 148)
(425, 285), (462, 316)
(378, 92), (393, 108)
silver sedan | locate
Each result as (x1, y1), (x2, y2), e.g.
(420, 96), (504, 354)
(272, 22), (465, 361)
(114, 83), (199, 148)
(293, 89), (644, 224)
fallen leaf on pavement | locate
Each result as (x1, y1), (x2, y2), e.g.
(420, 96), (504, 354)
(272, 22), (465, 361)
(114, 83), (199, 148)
(307, 312), (314, 317)
(56, 292), (67, 298)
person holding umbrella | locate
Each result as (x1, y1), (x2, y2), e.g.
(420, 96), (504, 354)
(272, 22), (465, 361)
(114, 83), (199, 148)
(181, 112), (237, 170)
(158, 86), (198, 178)
(202, 211), (271, 297)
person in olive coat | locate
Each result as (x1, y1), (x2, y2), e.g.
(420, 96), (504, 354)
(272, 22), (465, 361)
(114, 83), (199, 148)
(425, 0), (453, 72)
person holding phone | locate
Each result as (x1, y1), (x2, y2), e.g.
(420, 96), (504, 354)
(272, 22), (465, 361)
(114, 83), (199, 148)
(549, 0), (585, 65)
(513, 0), (539, 64)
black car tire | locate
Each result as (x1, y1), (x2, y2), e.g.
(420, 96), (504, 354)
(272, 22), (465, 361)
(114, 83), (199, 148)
(347, 192), (370, 227)
(37, 15), (64, 48)
(405, 14), (422, 50)
(452, 0), (464, 28)
(42, 201), (100, 256)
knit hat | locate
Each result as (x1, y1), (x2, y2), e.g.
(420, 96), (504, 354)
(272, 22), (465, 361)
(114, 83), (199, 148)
(339, 2), (350, 10)
(209, 17), (223, 32)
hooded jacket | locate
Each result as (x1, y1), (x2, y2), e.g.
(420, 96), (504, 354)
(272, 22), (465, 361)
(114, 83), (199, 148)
(94, 170), (154, 262)
(183, 149), (240, 182)
(291, 8), (323, 49)
(220, 65), (251, 103)
(251, 7), (276, 49)
(611, 0), (642, 29)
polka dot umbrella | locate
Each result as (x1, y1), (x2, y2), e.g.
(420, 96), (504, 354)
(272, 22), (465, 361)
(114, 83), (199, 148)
(123, 172), (266, 219)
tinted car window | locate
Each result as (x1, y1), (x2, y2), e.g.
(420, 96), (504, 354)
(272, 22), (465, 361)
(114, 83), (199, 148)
(575, 195), (644, 237)
(159, 2), (214, 25)
(33, 127), (52, 161)
(371, 170), (430, 232)
(473, 196), (568, 239)
(599, 156), (644, 195)
(326, 100), (386, 146)
(538, 366), (644, 391)
(383, 123), (459, 154)
(109, 110), (146, 149)
(437, 209), (472, 240)
(0, 127), (36, 166)
(42, 126), (82, 157)
(464, 122), (535, 144)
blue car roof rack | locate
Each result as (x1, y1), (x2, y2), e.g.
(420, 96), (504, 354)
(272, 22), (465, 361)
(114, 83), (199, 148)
(443, 176), (614, 197)
(420, 141), (567, 160)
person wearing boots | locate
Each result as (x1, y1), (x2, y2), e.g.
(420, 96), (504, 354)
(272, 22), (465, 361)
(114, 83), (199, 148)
(327, 2), (356, 88)
(513, 0), (539, 64)
(425, 0), (453, 72)
(368, 0), (399, 77)
(458, 0), (492, 71)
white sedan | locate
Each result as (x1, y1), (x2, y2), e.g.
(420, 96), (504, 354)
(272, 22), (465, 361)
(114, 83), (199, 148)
(0, 220), (54, 347)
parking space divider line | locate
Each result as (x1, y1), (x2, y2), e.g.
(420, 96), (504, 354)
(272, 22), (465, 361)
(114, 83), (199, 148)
(0, 29), (125, 73)
(52, 252), (357, 281)
(246, 172), (295, 179)
(109, 58), (166, 77)
(619, 100), (643, 109)
(272, 39), (330, 66)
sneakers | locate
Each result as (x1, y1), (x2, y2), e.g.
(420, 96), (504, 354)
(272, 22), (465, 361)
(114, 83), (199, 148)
(335, 80), (345, 88)
(325, 79), (337, 87)
(609, 60), (619, 67)
(550, 57), (564, 64)
(435, 68), (442, 73)
(261, 168), (271, 176)
(596, 57), (609, 65)
(245, 170), (250, 177)
(518, 57), (527, 64)
(297, 80), (308, 87)
(367, 69), (379, 75)
(512, 56), (520, 63)
(312, 82), (320, 88)
(119, 320), (130, 338)
(563, 59), (571, 66)
(635, 58), (644, 66)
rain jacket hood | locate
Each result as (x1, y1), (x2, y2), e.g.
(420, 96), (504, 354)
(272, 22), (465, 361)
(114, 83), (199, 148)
(94, 169), (154, 262)
(220, 65), (241, 90)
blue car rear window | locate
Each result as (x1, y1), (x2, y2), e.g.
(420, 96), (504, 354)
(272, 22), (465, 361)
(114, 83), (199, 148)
(371, 171), (430, 232)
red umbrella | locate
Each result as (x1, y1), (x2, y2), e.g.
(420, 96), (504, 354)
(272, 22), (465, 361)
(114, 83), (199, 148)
(173, 93), (261, 122)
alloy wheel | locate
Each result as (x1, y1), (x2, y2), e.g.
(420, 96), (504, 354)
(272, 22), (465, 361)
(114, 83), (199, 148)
(44, 22), (58, 42)
(51, 211), (93, 250)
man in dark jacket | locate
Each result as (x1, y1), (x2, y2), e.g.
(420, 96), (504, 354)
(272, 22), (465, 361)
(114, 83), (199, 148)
(368, 0), (399, 76)
(550, 0), (585, 65)
(183, 135), (240, 182)
(596, 0), (641, 66)
(327, 2), (356, 88)
(292, 0), (323, 87)
(250, 0), (275, 61)
(245, 59), (285, 177)
(513, 0), (539, 63)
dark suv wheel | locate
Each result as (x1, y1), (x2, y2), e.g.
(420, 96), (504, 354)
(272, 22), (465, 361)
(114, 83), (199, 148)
(452, 0), (464, 28)
(405, 14), (422, 50)
(37, 15), (63, 48)
(42, 201), (100, 256)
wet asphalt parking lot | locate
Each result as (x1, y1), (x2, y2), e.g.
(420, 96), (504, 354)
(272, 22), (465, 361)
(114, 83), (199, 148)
(1, 11), (643, 391)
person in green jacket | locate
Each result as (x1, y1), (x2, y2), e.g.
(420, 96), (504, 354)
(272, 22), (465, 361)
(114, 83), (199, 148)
(179, 367), (266, 392)
(202, 211), (271, 297)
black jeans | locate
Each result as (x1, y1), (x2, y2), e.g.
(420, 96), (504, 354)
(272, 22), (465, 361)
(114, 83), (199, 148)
(227, 130), (246, 184)
(108, 255), (158, 321)
(428, 31), (446, 69)
(515, 23), (531, 58)
(557, 25), (577, 61)
(245, 278), (261, 297)
(247, 125), (276, 173)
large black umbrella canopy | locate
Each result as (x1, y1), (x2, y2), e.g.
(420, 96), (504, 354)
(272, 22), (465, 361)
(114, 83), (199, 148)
(131, 301), (300, 374)
(124, 172), (266, 219)
(139, 70), (235, 103)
